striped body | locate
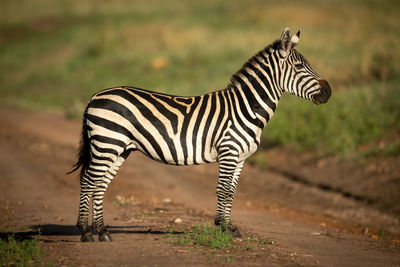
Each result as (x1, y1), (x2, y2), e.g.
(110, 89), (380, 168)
(87, 85), (269, 166)
(71, 28), (331, 241)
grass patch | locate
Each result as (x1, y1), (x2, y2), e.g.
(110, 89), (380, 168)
(165, 224), (277, 262)
(167, 224), (233, 249)
(0, 234), (46, 266)
(166, 224), (276, 249)
(219, 256), (233, 262)
(361, 142), (400, 158)
(192, 224), (233, 249)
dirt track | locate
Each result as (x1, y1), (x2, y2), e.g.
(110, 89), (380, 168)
(0, 107), (399, 266)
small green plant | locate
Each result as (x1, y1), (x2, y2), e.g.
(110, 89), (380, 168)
(167, 223), (234, 249)
(176, 232), (191, 245)
(191, 224), (233, 249)
(165, 226), (175, 239)
(0, 234), (44, 266)
(219, 256), (233, 262)
(242, 246), (255, 251)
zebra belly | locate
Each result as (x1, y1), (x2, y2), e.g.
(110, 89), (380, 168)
(133, 138), (219, 166)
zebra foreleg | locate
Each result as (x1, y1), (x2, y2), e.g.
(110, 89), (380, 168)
(91, 152), (130, 241)
(215, 156), (244, 238)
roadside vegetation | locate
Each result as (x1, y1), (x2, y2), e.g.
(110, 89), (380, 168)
(1, 0), (399, 157)
(0, 232), (50, 266)
(167, 224), (233, 249)
(165, 223), (276, 262)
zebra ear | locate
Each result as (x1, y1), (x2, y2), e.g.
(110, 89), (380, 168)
(290, 29), (301, 48)
(280, 27), (292, 52)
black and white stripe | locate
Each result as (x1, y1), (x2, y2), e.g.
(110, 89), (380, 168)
(70, 27), (331, 241)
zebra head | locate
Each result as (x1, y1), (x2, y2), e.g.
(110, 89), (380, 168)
(278, 27), (331, 104)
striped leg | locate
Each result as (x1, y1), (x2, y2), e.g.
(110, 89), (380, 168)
(215, 148), (244, 238)
(77, 175), (96, 242)
(92, 150), (131, 241)
(223, 160), (244, 230)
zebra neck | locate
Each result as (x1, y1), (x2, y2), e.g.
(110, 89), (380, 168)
(226, 84), (278, 129)
(228, 49), (283, 127)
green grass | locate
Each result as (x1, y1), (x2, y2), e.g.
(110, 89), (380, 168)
(219, 256), (233, 262)
(0, 234), (46, 266)
(362, 143), (400, 158)
(167, 224), (234, 249)
(1, 0), (399, 157)
(192, 224), (233, 249)
(165, 224), (277, 262)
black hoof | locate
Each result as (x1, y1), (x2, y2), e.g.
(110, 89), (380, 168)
(214, 217), (223, 226)
(99, 231), (113, 242)
(222, 225), (242, 238)
(229, 227), (242, 239)
(81, 233), (95, 242)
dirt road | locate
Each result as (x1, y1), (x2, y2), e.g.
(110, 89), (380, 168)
(0, 107), (399, 266)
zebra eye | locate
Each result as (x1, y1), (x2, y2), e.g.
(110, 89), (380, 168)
(294, 63), (303, 69)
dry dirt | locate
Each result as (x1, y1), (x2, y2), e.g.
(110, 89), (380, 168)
(0, 107), (399, 266)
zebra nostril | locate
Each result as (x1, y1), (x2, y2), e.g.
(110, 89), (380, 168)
(314, 79), (332, 104)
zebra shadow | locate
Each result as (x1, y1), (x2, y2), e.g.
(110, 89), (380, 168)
(1, 224), (183, 243)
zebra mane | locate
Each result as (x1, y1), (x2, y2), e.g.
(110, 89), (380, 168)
(229, 39), (281, 88)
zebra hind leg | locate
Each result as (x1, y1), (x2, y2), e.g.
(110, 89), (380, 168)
(91, 150), (131, 242)
(77, 176), (96, 242)
(215, 155), (244, 238)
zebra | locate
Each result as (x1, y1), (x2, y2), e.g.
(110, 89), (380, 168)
(68, 27), (331, 242)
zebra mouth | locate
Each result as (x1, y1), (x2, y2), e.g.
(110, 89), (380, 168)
(312, 79), (332, 105)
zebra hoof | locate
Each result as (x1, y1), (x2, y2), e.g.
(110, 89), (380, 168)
(224, 225), (241, 238)
(229, 227), (242, 239)
(214, 217), (223, 226)
(81, 233), (95, 242)
(219, 223), (242, 238)
(99, 231), (113, 242)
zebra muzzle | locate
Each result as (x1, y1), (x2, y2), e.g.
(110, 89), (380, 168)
(312, 79), (332, 105)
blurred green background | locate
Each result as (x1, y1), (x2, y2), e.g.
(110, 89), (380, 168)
(1, 0), (399, 157)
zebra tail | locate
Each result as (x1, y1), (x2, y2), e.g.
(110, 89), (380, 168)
(66, 120), (90, 176)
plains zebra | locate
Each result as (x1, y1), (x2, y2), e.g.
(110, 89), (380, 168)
(69, 28), (331, 242)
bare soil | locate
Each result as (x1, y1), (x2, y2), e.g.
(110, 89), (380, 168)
(0, 107), (399, 266)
